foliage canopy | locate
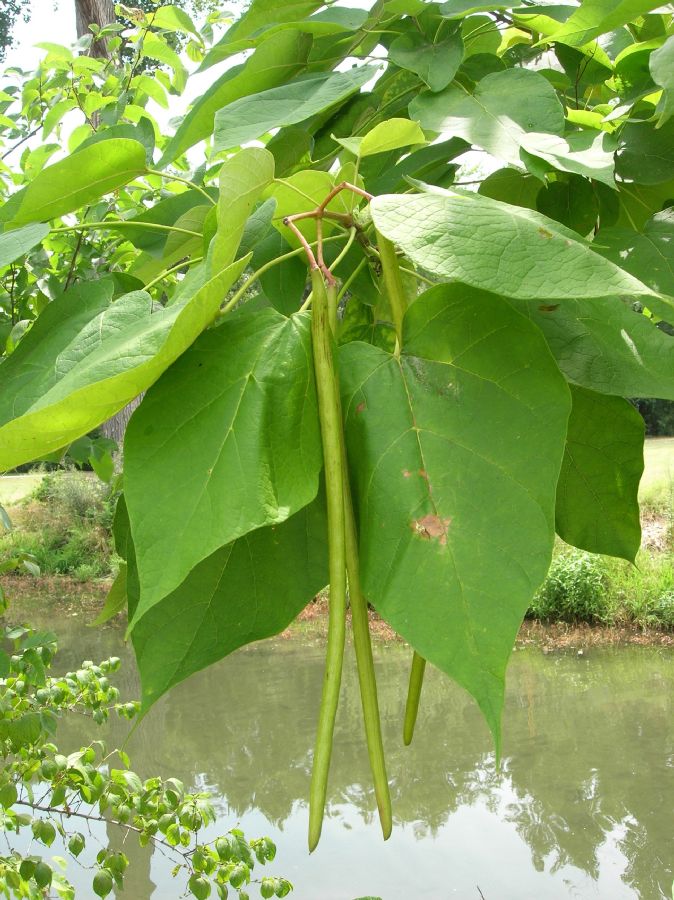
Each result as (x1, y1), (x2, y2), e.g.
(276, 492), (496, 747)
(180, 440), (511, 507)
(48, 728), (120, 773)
(0, 0), (673, 852)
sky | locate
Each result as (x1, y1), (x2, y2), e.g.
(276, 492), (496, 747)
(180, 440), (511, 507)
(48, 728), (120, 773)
(5, 0), (77, 69)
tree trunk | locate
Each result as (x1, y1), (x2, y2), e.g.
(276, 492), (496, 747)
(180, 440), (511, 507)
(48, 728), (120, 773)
(100, 394), (144, 449)
(75, 0), (115, 58)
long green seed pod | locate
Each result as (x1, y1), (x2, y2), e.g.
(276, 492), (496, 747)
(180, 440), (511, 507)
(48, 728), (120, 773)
(308, 269), (348, 852)
(343, 473), (392, 838)
(403, 652), (427, 746)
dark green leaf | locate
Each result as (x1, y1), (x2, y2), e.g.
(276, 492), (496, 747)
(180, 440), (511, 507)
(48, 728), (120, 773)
(650, 35), (674, 125)
(616, 118), (674, 185)
(594, 210), (674, 298)
(340, 284), (571, 744)
(125, 309), (321, 624)
(389, 30), (464, 92)
(130, 493), (328, 708)
(556, 386), (644, 561)
(91, 564), (127, 626)
(213, 66), (376, 153)
(512, 292), (674, 399)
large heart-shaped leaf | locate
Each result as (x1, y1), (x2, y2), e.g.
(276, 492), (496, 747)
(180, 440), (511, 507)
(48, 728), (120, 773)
(556, 385), (644, 562)
(123, 494), (328, 709)
(389, 30), (464, 92)
(409, 69), (565, 167)
(511, 295), (674, 400)
(371, 190), (659, 301)
(125, 308), (322, 625)
(0, 257), (248, 471)
(159, 30), (311, 165)
(0, 139), (147, 227)
(213, 66), (376, 153)
(340, 284), (571, 743)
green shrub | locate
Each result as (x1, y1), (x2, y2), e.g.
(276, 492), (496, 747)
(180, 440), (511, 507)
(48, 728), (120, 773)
(530, 550), (609, 624)
(1, 472), (115, 578)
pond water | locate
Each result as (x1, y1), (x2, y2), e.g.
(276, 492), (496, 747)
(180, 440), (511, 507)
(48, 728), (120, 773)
(14, 605), (674, 900)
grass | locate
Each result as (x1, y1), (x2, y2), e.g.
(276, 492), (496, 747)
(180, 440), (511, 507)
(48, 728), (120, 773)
(640, 437), (674, 514)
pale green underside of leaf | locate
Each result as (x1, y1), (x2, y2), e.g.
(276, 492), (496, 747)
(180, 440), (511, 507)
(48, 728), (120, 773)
(159, 30), (312, 165)
(0, 257), (249, 471)
(370, 190), (658, 301)
(125, 308), (322, 628)
(511, 294), (674, 400)
(199, 5), (366, 69)
(213, 66), (376, 152)
(520, 130), (617, 189)
(650, 35), (674, 126)
(128, 494), (328, 709)
(547, 0), (666, 48)
(0, 139), (147, 227)
(0, 223), (50, 269)
(409, 68), (565, 167)
(211, 148), (275, 275)
(556, 385), (644, 562)
(339, 284), (571, 746)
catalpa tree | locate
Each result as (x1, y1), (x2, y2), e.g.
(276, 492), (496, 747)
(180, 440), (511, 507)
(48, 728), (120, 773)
(0, 0), (673, 851)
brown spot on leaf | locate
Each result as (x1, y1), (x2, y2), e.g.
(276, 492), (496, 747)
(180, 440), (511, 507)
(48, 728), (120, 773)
(356, 401), (366, 414)
(538, 304), (559, 313)
(418, 469), (428, 480)
(403, 469), (412, 478)
(538, 227), (553, 239)
(411, 514), (452, 545)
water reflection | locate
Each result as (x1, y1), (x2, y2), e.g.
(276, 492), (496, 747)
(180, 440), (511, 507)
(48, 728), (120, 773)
(19, 605), (674, 900)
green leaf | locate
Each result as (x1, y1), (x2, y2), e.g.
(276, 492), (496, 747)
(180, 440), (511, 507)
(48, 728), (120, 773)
(536, 176), (598, 236)
(547, 0), (666, 47)
(594, 210), (674, 298)
(556, 386), (644, 562)
(0, 223), (49, 268)
(152, 4), (200, 38)
(478, 168), (540, 209)
(200, 7), (367, 69)
(211, 148), (275, 274)
(159, 30), (311, 165)
(520, 130), (617, 188)
(650, 35), (674, 126)
(91, 564), (127, 626)
(340, 284), (571, 744)
(110, 188), (216, 254)
(389, 30), (464, 92)
(130, 493), (328, 708)
(215, 0), (322, 48)
(125, 308), (322, 625)
(440, 0), (511, 15)
(336, 118), (426, 158)
(0, 257), (249, 471)
(616, 118), (674, 185)
(409, 69), (565, 167)
(0, 140), (147, 227)
(213, 66), (376, 153)
(370, 189), (657, 300)
(365, 136), (468, 195)
(512, 294), (674, 400)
